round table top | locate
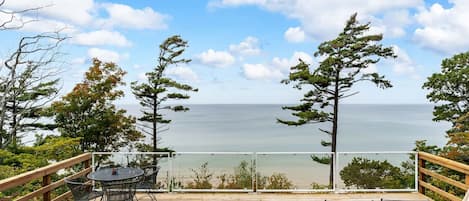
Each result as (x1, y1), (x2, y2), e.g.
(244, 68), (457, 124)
(87, 167), (144, 182)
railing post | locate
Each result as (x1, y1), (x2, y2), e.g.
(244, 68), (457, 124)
(466, 174), (469, 186)
(84, 157), (91, 169)
(418, 153), (425, 195)
(42, 174), (51, 201)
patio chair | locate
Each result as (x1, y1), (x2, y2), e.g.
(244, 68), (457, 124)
(102, 179), (138, 201)
(136, 165), (160, 201)
(65, 177), (103, 201)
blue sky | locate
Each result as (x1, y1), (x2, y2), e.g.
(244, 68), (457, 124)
(1, 0), (467, 104)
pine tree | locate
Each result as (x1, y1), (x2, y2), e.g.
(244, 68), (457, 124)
(278, 13), (396, 186)
(131, 35), (198, 152)
(0, 33), (64, 149)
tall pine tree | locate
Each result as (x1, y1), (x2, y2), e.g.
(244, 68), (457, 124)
(0, 33), (65, 149)
(131, 35), (198, 152)
(278, 13), (396, 186)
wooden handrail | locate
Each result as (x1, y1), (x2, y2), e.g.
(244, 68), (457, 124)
(419, 152), (469, 175)
(418, 152), (469, 201)
(0, 153), (92, 201)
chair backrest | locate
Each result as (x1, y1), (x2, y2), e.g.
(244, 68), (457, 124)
(64, 177), (93, 201)
(134, 165), (160, 190)
(102, 179), (138, 201)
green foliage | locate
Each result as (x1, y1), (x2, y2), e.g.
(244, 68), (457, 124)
(186, 162), (213, 189)
(265, 173), (293, 189)
(0, 135), (82, 199)
(217, 160), (253, 189)
(131, 35), (197, 151)
(441, 113), (469, 164)
(51, 59), (143, 152)
(0, 33), (63, 149)
(423, 51), (469, 125)
(339, 157), (412, 189)
(279, 13), (395, 186)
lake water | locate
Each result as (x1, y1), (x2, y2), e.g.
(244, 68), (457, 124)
(103, 104), (451, 189)
(120, 104), (450, 152)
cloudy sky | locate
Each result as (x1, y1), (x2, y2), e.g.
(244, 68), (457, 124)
(0, 0), (466, 104)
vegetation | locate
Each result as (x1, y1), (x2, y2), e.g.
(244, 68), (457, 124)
(51, 59), (143, 152)
(0, 32), (65, 149)
(340, 157), (413, 189)
(418, 51), (469, 200)
(131, 35), (198, 152)
(278, 13), (395, 186)
(184, 161), (293, 190)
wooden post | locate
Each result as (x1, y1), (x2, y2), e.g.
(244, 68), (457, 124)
(42, 174), (51, 201)
(466, 174), (469, 186)
(84, 159), (91, 169)
(418, 157), (425, 194)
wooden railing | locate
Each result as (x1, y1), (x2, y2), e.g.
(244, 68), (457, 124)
(418, 151), (469, 201)
(0, 153), (92, 201)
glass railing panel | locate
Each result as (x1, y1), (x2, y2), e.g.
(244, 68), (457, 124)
(336, 152), (417, 191)
(92, 152), (171, 192)
(255, 152), (333, 192)
(171, 152), (254, 191)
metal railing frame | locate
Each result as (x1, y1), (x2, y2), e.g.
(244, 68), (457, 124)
(91, 151), (418, 193)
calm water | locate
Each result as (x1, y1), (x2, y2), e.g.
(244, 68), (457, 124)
(120, 104), (450, 152)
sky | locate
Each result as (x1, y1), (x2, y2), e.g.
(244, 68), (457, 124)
(0, 0), (467, 104)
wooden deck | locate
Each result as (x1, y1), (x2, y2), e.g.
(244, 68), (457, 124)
(135, 192), (431, 201)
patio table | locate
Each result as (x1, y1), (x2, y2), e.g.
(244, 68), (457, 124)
(88, 167), (144, 182)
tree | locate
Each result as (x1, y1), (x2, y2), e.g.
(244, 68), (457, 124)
(0, 0), (42, 30)
(51, 59), (143, 152)
(131, 35), (198, 152)
(0, 32), (65, 149)
(339, 157), (408, 189)
(423, 51), (469, 125)
(441, 113), (469, 164)
(278, 13), (396, 186)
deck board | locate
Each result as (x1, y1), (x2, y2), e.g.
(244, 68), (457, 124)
(135, 192), (431, 201)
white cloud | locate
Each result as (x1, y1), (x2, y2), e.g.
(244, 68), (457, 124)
(133, 64), (141, 69)
(197, 49), (235, 68)
(70, 57), (86, 65)
(242, 51), (313, 80)
(362, 64), (378, 74)
(137, 72), (147, 80)
(243, 63), (283, 80)
(229, 36), (261, 56)
(272, 51), (313, 72)
(99, 3), (168, 30)
(3, 0), (95, 25)
(284, 27), (306, 43)
(414, 1), (469, 54)
(390, 45), (416, 74)
(87, 48), (121, 63)
(212, 0), (421, 40)
(165, 66), (198, 82)
(71, 30), (132, 47)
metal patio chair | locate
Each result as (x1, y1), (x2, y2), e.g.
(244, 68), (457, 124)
(136, 165), (160, 201)
(101, 179), (138, 201)
(65, 177), (104, 201)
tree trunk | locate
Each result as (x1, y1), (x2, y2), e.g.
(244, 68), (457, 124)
(11, 95), (17, 147)
(153, 96), (157, 152)
(330, 71), (340, 188)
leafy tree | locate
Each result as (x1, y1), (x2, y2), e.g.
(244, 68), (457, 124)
(51, 59), (143, 152)
(423, 51), (469, 126)
(0, 32), (65, 149)
(278, 13), (395, 186)
(441, 113), (469, 164)
(339, 157), (409, 189)
(131, 35), (197, 152)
